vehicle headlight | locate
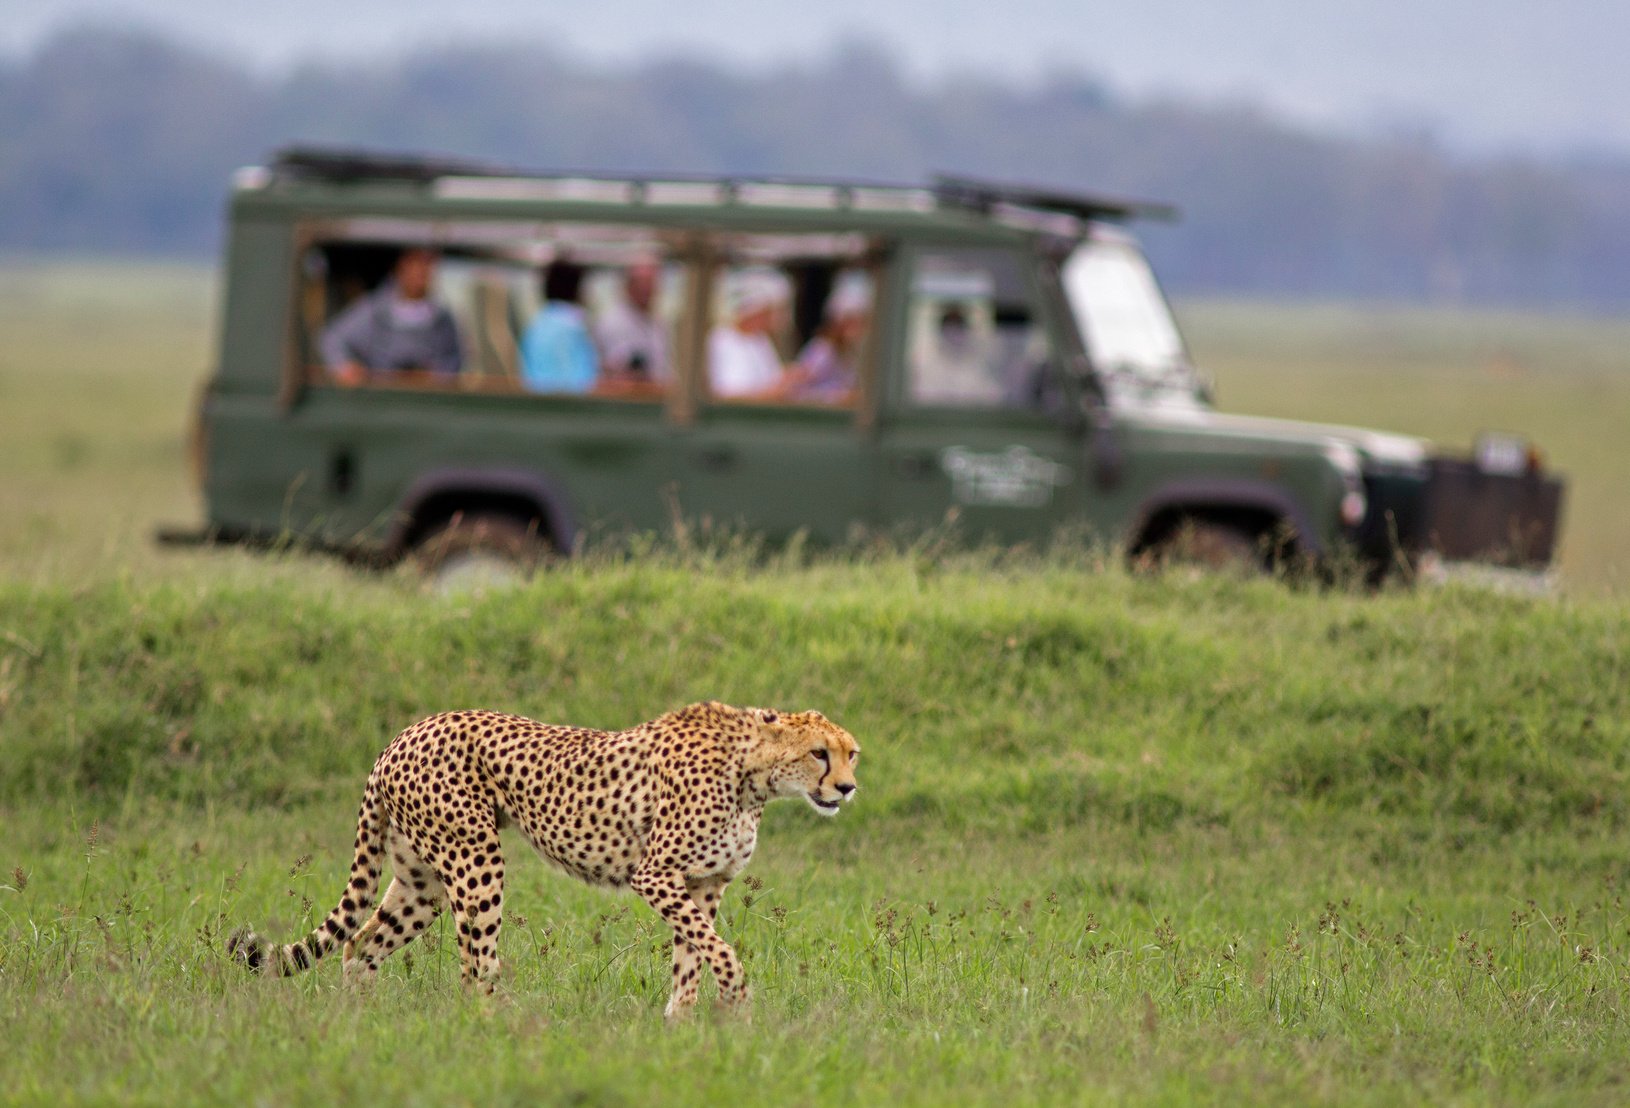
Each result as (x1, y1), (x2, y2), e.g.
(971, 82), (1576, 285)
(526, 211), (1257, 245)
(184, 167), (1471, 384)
(1339, 490), (1368, 527)
(1323, 442), (1367, 527)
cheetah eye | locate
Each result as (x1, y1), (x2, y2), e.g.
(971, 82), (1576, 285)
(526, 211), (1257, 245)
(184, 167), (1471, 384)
(849, 750), (858, 764)
(811, 749), (828, 763)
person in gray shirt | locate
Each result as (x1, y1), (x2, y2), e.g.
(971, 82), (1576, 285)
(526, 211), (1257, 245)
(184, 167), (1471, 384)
(320, 247), (462, 383)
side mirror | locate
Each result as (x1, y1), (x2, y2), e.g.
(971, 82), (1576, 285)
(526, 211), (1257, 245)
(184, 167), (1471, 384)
(1088, 405), (1124, 490)
(1072, 357), (1109, 426)
(1197, 373), (1217, 406)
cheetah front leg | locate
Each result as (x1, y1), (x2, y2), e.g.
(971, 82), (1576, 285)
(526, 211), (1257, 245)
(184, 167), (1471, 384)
(664, 875), (729, 1019)
(631, 868), (747, 1018)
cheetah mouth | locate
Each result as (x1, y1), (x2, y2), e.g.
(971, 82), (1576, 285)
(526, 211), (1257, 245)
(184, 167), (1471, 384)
(806, 793), (842, 816)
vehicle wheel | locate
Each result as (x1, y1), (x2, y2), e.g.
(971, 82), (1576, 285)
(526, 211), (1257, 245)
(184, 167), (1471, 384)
(1145, 518), (1263, 575)
(414, 513), (551, 593)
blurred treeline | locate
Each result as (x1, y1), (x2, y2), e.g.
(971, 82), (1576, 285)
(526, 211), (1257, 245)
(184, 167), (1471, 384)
(4, 26), (1629, 309)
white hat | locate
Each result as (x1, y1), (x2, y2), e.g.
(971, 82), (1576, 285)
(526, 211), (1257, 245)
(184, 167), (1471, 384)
(726, 267), (791, 317)
(825, 271), (873, 320)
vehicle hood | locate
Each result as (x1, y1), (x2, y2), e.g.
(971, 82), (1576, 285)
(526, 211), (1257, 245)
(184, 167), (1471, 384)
(1117, 404), (1430, 470)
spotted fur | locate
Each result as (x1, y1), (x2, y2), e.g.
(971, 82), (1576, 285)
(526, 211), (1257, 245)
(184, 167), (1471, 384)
(227, 701), (860, 1016)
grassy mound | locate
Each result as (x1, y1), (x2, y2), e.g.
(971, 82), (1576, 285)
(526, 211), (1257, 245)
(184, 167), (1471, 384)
(3, 551), (1624, 837)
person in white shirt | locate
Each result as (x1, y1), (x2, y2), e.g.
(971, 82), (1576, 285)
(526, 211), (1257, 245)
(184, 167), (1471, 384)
(708, 268), (793, 400)
(595, 258), (671, 386)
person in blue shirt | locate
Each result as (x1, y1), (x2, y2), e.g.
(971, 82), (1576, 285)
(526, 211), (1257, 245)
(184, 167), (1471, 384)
(520, 260), (598, 393)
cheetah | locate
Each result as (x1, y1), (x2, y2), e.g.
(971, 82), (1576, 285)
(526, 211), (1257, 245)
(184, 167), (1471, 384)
(228, 701), (859, 1016)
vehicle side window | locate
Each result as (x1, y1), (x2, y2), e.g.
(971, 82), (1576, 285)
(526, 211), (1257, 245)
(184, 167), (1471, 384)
(905, 249), (1057, 411)
(697, 232), (876, 409)
(297, 223), (683, 404)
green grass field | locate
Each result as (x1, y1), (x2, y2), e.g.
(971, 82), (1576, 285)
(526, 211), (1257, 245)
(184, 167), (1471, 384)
(0, 261), (210, 584)
(1183, 300), (1630, 594)
(2, 262), (1629, 1103)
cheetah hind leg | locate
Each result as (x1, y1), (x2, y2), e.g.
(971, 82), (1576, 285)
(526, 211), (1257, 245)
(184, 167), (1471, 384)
(385, 798), (505, 995)
(342, 837), (449, 986)
(440, 834), (505, 995)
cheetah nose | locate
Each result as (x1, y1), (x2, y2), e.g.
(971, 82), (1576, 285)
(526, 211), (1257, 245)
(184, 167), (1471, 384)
(837, 783), (856, 797)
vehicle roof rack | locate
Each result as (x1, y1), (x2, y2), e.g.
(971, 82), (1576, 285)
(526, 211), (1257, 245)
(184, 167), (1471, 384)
(274, 146), (517, 183)
(932, 174), (1178, 223)
(266, 147), (1176, 223)
(271, 146), (917, 193)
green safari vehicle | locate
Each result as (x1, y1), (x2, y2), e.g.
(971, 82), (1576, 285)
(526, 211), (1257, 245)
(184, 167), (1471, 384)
(176, 147), (1564, 580)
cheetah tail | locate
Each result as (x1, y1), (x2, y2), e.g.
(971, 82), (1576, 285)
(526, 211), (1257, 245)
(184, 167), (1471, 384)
(228, 776), (387, 977)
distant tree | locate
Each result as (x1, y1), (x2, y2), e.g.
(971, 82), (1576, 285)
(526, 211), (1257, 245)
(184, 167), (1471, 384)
(3, 24), (1628, 309)
(0, 27), (264, 252)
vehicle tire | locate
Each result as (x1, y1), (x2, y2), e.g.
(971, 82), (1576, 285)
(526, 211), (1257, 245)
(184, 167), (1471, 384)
(414, 512), (552, 593)
(1145, 518), (1263, 575)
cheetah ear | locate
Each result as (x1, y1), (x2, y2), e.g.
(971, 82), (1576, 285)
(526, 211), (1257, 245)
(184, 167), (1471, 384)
(755, 708), (780, 725)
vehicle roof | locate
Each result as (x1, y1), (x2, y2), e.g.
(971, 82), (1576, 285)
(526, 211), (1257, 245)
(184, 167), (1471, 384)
(230, 146), (1177, 243)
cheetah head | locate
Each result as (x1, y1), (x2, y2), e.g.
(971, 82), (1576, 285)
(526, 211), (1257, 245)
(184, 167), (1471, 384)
(754, 708), (860, 817)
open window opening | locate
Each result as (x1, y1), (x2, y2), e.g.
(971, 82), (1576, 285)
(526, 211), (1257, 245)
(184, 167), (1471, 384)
(703, 232), (882, 409)
(294, 219), (688, 403)
(904, 248), (1062, 414)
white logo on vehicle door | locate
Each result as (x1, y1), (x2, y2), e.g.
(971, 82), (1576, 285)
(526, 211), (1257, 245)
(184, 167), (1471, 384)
(941, 446), (1072, 507)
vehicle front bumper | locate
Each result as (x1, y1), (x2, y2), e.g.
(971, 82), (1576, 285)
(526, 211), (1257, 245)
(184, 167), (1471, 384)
(1352, 457), (1565, 572)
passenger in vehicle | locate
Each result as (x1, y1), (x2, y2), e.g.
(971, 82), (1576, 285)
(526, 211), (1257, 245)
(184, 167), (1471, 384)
(595, 258), (670, 386)
(520, 260), (599, 393)
(787, 274), (870, 405)
(320, 247), (462, 384)
(912, 304), (1002, 406)
(708, 269), (794, 400)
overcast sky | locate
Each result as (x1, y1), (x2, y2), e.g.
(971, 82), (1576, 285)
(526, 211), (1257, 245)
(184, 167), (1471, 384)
(7, 0), (1629, 156)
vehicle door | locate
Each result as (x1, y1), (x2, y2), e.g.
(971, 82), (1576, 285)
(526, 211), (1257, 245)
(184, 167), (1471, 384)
(875, 244), (1084, 542)
(666, 247), (875, 545)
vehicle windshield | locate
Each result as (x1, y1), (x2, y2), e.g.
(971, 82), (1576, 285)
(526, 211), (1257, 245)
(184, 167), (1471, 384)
(1062, 233), (1202, 407)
